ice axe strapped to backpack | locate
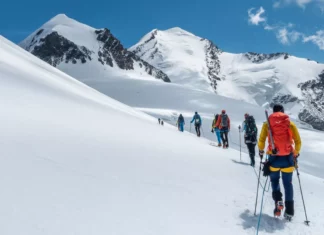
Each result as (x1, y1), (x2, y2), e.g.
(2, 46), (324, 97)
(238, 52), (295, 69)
(265, 110), (278, 155)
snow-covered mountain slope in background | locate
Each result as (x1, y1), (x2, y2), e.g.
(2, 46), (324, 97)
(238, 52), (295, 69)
(19, 15), (324, 130)
(20, 14), (170, 82)
(1, 35), (323, 235)
(131, 28), (324, 130)
(130, 27), (222, 91)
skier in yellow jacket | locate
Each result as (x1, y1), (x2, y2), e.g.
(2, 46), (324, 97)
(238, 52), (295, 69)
(258, 104), (301, 220)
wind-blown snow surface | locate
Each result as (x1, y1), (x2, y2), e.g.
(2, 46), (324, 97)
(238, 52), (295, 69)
(1, 36), (323, 235)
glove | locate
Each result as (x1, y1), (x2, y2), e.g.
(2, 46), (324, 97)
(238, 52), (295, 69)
(293, 150), (299, 158)
(211, 129), (214, 133)
(259, 150), (264, 159)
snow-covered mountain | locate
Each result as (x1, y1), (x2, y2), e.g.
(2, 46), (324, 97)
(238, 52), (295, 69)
(20, 14), (170, 82)
(130, 27), (222, 91)
(130, 28), (324, 130)
(2, 34), (324, 235)
(20, 15), (324, 131)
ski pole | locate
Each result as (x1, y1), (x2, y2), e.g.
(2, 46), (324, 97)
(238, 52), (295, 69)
(295, 161), (310, 226)
(254, 157), (262, 216)
(239, 125), (242, 161)
(190, 123), (192, 133)
(201, 126), (205, 137)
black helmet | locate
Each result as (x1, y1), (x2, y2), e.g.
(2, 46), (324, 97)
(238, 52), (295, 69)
(273, 104), (284, 113)
(195, 111), (198, 114)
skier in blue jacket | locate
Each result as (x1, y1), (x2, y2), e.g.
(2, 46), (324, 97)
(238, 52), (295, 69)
(190, 112), (202, 137)
(177, 114), (185, 132)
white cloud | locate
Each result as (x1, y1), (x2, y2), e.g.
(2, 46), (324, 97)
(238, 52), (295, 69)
(264, 24), (275, 30)
(290, 31), (302, 42)
(247, 6), (324, 50)
(274, 0), (324, 9)
(276, 28), (290, 44)
(248, 7), (266, 25)
(276, 28), (303, 45)
(303, 30), (324, 49)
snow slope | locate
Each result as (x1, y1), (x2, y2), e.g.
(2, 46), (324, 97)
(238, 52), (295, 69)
(1, 35), (323, 235)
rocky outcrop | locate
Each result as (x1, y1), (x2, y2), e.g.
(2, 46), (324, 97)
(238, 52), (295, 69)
(32, 32), (92, 67)
(22, 26), (170, 82)
(298, 71), (324, 130)
(204, 40), (222, 90)
(245, 52), (289, 63)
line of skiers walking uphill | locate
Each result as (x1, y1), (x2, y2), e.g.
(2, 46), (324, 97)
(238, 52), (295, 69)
(173, 104), (303, 222)
(176, 110), (230, 148)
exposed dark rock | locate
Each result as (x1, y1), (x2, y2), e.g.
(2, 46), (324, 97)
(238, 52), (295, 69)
(32, 32), (92, 67)
(245, 52), (289, 63)
(205, 40), (222, 91)
(95, 28), (170, 82)
(36, 29), (44, 36)
(270, 94), (299, 107)
(298, 70), (324, 130)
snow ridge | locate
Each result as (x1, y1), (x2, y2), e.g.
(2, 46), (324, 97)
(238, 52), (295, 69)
(20, 14), (170, 82)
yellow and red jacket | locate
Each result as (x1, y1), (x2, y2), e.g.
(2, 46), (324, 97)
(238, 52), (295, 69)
(258, 120), (301, 156)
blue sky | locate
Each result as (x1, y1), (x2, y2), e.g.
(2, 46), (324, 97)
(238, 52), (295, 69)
(0, 0), (323, 62)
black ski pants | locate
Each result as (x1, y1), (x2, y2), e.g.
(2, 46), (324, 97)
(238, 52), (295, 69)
(220, 129), (228, 146)
(246, 143), (256, 165)
(195, 124), (201, 137)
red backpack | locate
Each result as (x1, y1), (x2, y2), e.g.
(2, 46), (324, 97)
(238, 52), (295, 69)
(267, 112), (293, 156)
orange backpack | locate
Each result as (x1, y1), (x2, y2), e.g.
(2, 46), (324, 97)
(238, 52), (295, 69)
(267, 112), (293, 156)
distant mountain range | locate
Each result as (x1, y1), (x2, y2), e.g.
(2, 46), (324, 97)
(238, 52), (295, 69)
(20, 14), (324, 131)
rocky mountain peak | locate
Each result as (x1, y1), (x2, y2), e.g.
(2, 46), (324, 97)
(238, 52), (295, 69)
(20, 15), (170, 82)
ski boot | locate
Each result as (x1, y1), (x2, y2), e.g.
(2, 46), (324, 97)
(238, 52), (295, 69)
(218, 143), (222, 147)
(284, 201), (294, 221)
(274, 201), (284, 217)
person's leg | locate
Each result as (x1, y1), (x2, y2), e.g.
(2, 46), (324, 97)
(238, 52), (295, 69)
(195, 125), (200, 137)
(282, 171), (294, 216)
(224, 131), (229, 147)
(270, 170), (281, 199)
(270, 169), (283, 215)
(216, 128), (222, 145)
(249, 143), (256, 166)
(220, 130), (226, 147)
(246, 143), (253, 165)
(180, 123), (184, 132)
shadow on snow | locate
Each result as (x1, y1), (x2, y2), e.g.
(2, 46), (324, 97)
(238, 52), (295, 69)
(231, 159), (251, 166)
(240, 209), (286, 233)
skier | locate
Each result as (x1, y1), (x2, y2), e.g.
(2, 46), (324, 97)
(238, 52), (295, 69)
(258, 104), (301, 220)
(190, 111), (202, 137)
(158, 118), (161, 125)
(177, 114), (185, 132)
(161, 120), (164, 126)
(211, 114), (222, 147)
(216, 110), (230, 148)
(241, 113), (258, 167)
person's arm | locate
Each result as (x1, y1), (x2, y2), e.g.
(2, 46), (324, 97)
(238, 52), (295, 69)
(258, 122), (268, 151)
(290, 121), (301, 155)
(190, 116), (194, 123)
(215, 115), (221, 128)
(228, 117), (230, 130)
(243, 122), (247, 132)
